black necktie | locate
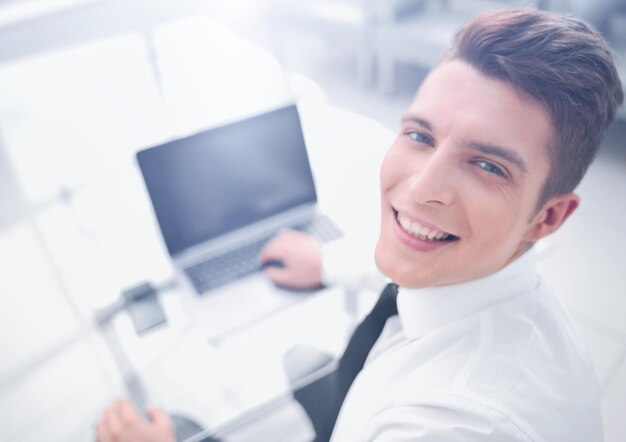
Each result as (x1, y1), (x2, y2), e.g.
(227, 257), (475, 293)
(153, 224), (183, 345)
(315, 282), (399, 441)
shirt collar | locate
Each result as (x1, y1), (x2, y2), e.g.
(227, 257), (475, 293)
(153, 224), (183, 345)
(397, 248), (539, 339)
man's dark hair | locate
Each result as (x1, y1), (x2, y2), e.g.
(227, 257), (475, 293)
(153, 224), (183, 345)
(443, 8), (624, 209)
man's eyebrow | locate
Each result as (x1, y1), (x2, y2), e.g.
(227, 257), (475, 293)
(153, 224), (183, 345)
(401, 115), (433, 131)
(400, 114), (529, 174)
(467, 141), (529, 174)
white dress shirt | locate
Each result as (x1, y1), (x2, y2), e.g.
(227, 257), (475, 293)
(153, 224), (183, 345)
(329, 249), (603, 441)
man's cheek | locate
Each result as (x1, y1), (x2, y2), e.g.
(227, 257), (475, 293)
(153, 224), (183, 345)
(380, 158), (409, 191)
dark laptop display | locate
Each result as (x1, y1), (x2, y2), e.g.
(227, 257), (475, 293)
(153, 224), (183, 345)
(136, 105), (317, 256)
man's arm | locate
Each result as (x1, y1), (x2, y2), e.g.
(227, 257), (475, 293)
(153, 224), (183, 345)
(337, 396), (534, 442)
(260, 229), (385, 292)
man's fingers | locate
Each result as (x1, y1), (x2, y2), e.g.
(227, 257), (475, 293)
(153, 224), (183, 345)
(146, 408), (175, 441)
(96, 401), (175, 442)
(259, 238), (285, 262)
(263, 266), (293, 286)
(259, 230), (322, 289)
(96, 409), (110, 442)
(106, 401), (126, 439)
(145, 408), (172, 428)
(96, 400), (128, 441)
(260, 230), (311, 261)
(117, 400), (142, 426)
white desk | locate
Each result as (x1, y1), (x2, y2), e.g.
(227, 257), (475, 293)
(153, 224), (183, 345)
(0, 10), (394, 440)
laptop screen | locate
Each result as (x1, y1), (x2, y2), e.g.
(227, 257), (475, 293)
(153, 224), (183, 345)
(137, 104), (317, 256)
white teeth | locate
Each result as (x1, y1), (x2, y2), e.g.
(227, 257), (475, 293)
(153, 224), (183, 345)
(396, 212), (453, 242)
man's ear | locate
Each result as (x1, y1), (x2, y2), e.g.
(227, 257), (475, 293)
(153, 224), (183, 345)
(525, 193), (579, 242)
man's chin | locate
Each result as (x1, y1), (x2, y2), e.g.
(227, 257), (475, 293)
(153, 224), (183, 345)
(375, 236), (450, 288)
(375, 240), (421, 287)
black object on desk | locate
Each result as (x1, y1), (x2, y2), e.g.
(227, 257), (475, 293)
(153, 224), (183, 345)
(122, 282), (167, 335)
(94, 281), (219, 442)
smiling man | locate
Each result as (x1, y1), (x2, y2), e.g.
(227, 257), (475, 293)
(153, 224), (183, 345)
(376, 57), (556, 289)
(269, 8), (623, 442)
(96, 8), (623, 442)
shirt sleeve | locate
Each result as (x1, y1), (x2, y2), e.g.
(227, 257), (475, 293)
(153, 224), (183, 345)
(321, 235), (386, 291)
(367, 397), (535, 442)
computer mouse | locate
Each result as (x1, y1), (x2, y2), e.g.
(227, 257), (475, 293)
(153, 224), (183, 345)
(261, 259), (286, 269)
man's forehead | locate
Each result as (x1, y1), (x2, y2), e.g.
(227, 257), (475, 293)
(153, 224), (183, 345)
(415, 61), (538, 108)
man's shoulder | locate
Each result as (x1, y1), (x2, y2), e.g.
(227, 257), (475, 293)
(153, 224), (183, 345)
(389, 283), (602, 441)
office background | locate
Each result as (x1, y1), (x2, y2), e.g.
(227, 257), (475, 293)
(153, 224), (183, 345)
(0, 0), (625, 441)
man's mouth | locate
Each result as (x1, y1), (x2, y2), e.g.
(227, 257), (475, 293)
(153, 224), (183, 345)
(394, 210), (460, 242)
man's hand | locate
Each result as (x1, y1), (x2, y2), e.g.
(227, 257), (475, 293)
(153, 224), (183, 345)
(96, 400), (174, 442)
(260, 231), (323, 289)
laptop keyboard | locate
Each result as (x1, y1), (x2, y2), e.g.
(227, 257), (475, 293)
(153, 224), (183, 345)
(184, 215), (342, 294)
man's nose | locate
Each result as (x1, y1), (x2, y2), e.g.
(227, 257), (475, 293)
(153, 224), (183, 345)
(407, 150), (456, 206)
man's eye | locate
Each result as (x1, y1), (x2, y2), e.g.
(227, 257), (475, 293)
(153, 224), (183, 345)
(407, 132), (433, 146)
(476, 160), (507, 178)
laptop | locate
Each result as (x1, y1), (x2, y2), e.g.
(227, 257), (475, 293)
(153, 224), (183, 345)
(136, 104), (342, 338)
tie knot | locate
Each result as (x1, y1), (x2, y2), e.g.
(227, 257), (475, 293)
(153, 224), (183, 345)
(370, 282), (398, 322)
